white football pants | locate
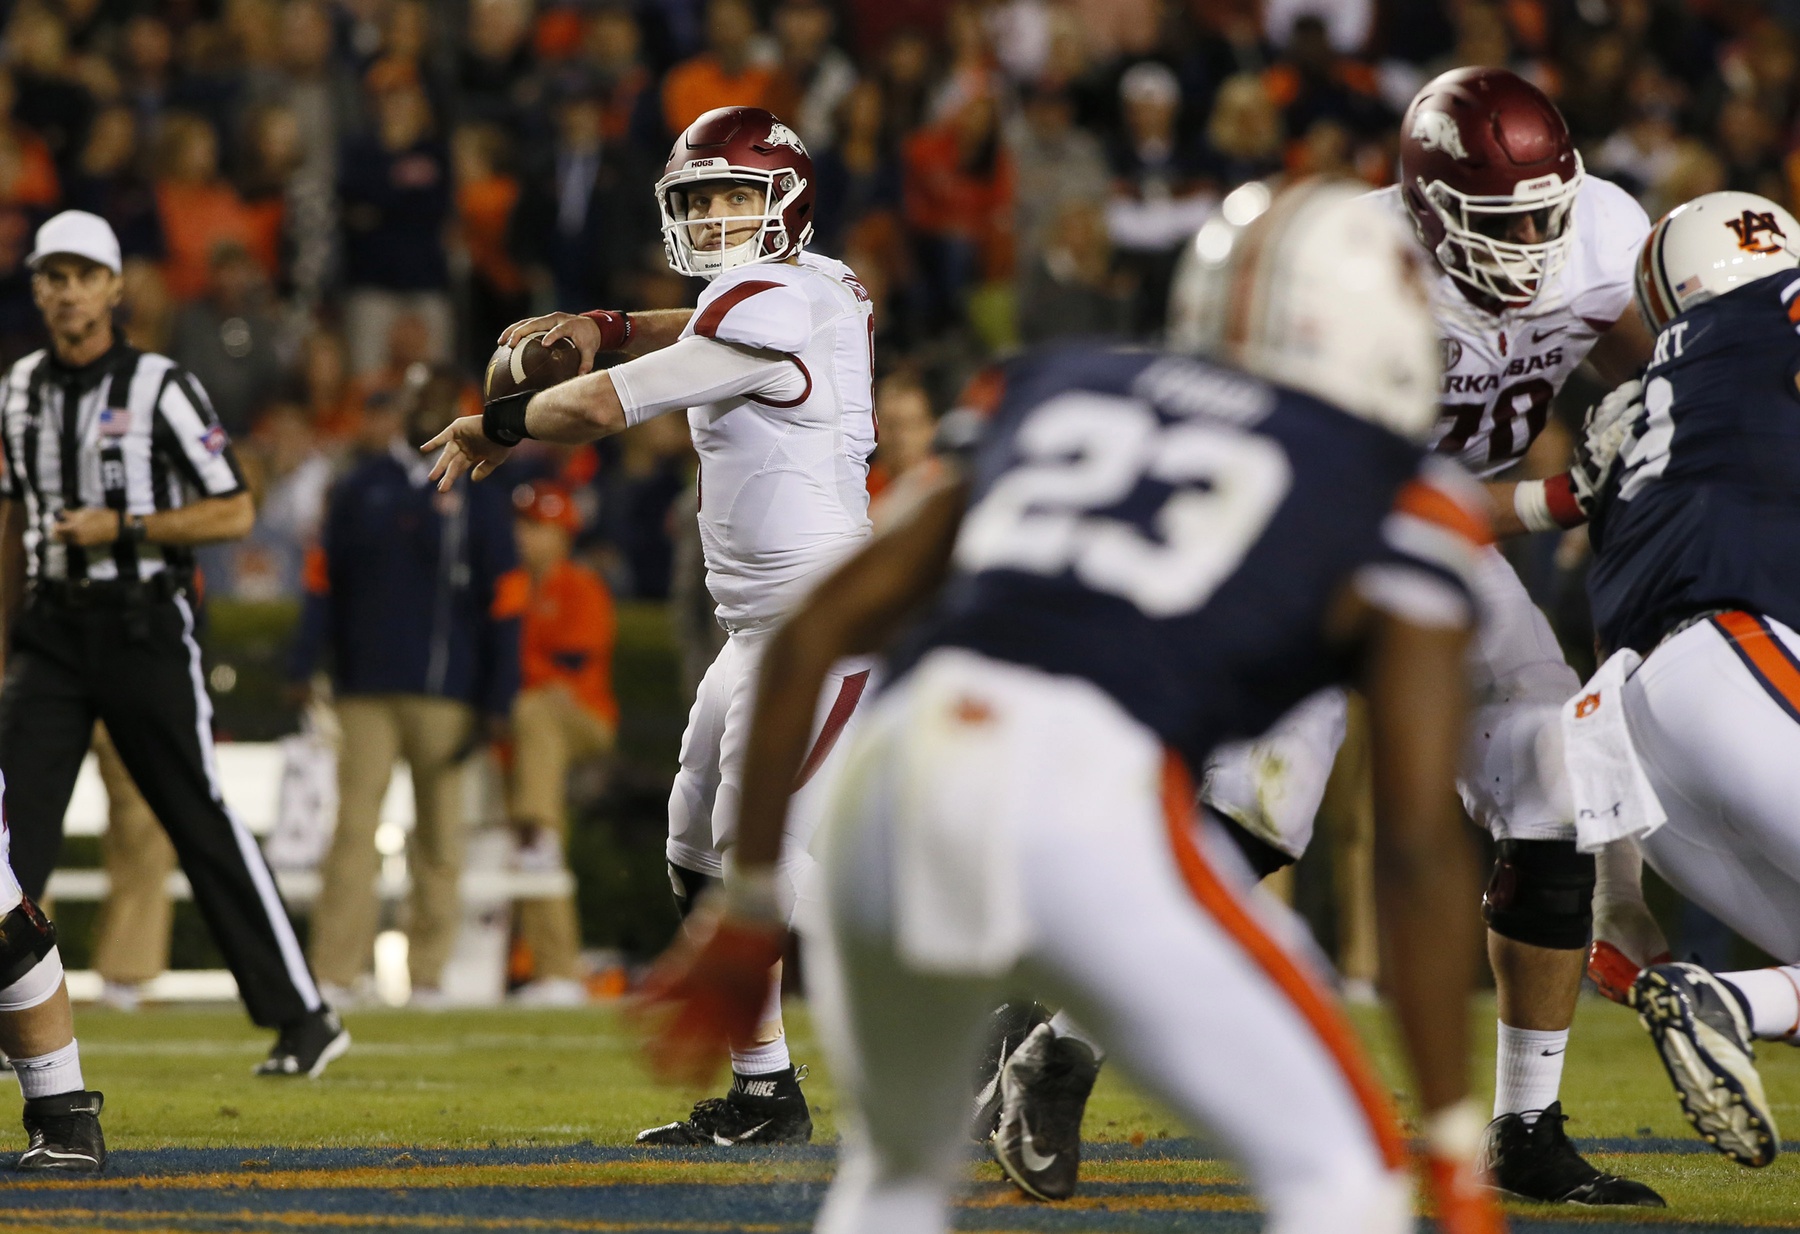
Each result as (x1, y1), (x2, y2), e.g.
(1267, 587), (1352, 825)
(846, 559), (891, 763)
(1625, 613), (1800, 962)
(1205, 544), (1580, 852)
(807, 649), (1411, 1234)
(667, 622), (873, 910)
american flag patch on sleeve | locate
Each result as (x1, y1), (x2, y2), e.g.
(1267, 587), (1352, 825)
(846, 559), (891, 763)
(97, 407), (131, 437)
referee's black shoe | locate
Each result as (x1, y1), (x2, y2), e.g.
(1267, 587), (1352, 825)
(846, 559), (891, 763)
(254, 1007), (350, 1078)
(1479, 1101), (1665, 1206)
(17, 1089), (105, 1172)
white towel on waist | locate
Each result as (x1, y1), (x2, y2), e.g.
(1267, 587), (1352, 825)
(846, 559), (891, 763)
(1560, 648), (1666, 853)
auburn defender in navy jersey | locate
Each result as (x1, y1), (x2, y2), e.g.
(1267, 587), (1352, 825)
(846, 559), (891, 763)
(632, 182), (1504, 1234)
(1564, 191), (1800, 1168)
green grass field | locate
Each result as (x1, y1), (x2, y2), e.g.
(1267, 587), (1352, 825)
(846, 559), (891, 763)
(0, 990), (1787, 1232)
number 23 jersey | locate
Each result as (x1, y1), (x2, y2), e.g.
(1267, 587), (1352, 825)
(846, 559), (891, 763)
(1368, 176), (1648, 477)
(902, 346), (1490, 776)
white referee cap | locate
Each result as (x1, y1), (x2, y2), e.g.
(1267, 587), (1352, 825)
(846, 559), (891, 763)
(27, 210), (122, 275)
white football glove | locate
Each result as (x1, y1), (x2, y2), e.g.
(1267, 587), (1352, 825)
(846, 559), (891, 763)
(1571, 378), (1645, 515)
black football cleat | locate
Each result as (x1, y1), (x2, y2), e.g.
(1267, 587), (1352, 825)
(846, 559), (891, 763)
(636, 1067), (813, 1146)
(1479, 1100), (1665, 1206)
(1629, 962), (1779, 1167)
(993, 1023), (1100, 1201)
(17, 1089), (105, 1172)
(254, 1006), (350, 1078)
(969, 1001), (1051, 1141)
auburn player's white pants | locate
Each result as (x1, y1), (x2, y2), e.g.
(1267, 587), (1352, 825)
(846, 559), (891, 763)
(805, 649), (1411, 1234)
(667, 621), (873, 908)
(1623, 613), (1800, 962)
(1206, 545), (1579, 853)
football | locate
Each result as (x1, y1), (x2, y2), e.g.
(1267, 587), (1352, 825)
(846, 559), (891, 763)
(484, 332), (583, 401)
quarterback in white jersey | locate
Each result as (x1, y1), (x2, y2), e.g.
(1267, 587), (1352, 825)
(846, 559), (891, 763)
(1196, 69), (1669, 1209)
(427, 106), (874, 1147)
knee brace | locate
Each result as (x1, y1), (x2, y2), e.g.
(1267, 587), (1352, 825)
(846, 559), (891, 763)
(1482, 839), (1595, 950)
(668, 863), (721, 922)
(0, 898), (61, 1012)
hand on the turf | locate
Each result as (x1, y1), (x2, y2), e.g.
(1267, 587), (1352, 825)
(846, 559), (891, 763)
(423, 415), (511, 491)
(1425, 1151), (1507, 1234)
(632, 901), (784, 1087)
(499, 312), (605, 375)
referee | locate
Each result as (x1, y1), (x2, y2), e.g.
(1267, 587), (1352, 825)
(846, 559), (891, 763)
(0, 211), (346, 1077)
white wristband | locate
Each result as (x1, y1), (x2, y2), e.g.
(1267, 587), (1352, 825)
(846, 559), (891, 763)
(1512, 478), (1558, 533)
(1422, 1097), (1487, 1161)
(721, 865), (783, 927)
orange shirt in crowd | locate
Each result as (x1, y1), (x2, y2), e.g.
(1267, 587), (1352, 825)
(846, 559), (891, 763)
(518, 559), (620, 728)
(156, 181), (267, 300)
(902, 121), (1015, 278)
(458, 173), (525, 296)
(662, 55), (776, 134)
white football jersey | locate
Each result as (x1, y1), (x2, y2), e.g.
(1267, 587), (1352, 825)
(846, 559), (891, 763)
(1370, 176), (1649, 477)
(681, 253), (877, 626)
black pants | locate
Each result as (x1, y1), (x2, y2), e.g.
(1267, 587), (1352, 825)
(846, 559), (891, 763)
(0, 592), (320, 1027)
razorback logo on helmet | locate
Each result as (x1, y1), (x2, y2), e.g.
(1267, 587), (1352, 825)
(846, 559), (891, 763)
(1410, 110), (1468, 161)
(1725, 209), (1786, 254)
(763, 122), (807, 155)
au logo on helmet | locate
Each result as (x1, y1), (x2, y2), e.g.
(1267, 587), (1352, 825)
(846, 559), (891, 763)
(764, 122), (806, 155)
(1411, 110), (1468, 160)
(1725, 209), (1786, 254)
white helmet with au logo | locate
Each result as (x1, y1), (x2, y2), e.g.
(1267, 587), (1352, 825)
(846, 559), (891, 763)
(1635, 190), (1800, 330)
(1167, 177), (1440, 441)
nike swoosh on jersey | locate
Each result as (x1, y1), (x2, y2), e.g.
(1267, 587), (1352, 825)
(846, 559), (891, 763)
(1531, 327), (1566, 342)
(1018, 1115), (1059, 1173)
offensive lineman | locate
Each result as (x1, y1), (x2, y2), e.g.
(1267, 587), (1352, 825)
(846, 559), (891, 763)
(428, 106), (875, 1145)
(634, 179), (1504, 1234)
(992, 67), (1667, 1207)
(1571, 191), (1800, 1168)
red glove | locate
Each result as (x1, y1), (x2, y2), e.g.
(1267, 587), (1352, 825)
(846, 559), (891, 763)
(579, 309), (633, 352)
(631, 901), (785, 1087)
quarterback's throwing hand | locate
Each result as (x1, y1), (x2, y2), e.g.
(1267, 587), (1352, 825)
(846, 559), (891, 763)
(499, 312), (607, 375)
(423, 415), (511, 491)
(631, 899), (784, 1088)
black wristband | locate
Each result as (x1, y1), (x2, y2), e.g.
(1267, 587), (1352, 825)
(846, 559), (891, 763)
(482, 391), (536, 446)
(124, 514), (147, 543)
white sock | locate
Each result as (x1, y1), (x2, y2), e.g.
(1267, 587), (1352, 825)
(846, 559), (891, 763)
(13, 1040), (83, 1101)
(731, 1036), (791, 1075)
(1719, 967), (1800, 1039)
(1048, 1010), (1106, 1062)
(1493, 1022), (1568, 1123)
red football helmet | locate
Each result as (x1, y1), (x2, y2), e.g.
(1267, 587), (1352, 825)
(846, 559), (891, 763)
(656, 106), (815, 279)
(1399, 67), (1583, 309)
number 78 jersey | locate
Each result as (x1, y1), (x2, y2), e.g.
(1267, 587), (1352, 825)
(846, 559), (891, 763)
(906, 346), (1490, 777)
(1366, 177), (1649, 477)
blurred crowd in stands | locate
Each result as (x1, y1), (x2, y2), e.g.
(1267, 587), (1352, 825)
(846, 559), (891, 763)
(0, 0), (1788, 615)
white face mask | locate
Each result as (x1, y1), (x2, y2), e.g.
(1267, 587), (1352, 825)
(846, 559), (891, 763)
(657, 167), (812, 279)
(1419, 155), (1584, 308)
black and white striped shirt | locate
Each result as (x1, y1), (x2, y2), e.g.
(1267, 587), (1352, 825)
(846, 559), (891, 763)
(0, 343), (244, 582)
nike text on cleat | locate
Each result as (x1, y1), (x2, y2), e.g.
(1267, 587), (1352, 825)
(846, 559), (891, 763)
(1629, 962), (1780, 1167)
(1587, 939), (1673, 1005)
(992, 1023), (1100, 1201)
(255, 1007), (350, 1079)
(16, 1089), (105, 1173)
(635, 1067), (812, 1146)
(969, 1002), (1051, 1142)
(1478, 1101), (1665, 1206)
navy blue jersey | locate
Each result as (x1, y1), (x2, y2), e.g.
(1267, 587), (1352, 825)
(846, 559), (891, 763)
(1588, 274), (1800, 654)
(901, 346), (1485, 775)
